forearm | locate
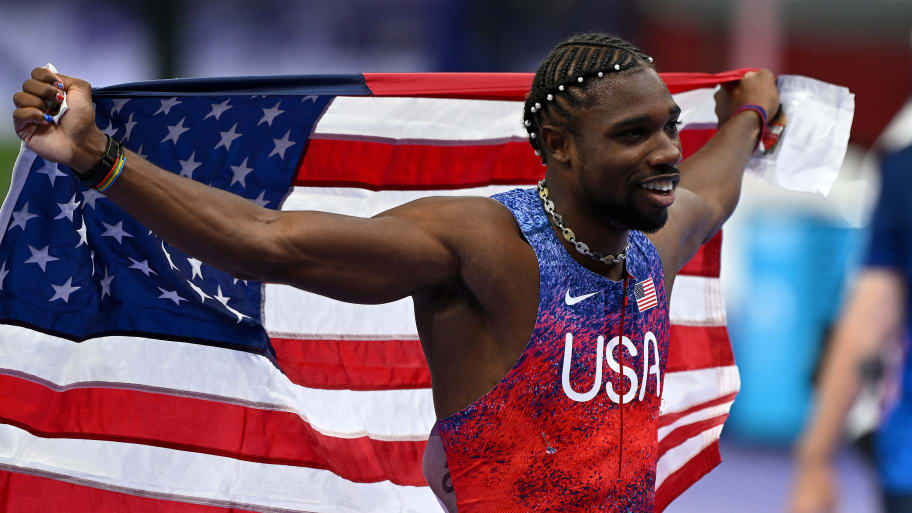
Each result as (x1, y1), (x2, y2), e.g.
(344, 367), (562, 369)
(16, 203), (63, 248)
(796, 270), (905, 463)
(678, 111), (760, 234)
(88, 139), (282, 279)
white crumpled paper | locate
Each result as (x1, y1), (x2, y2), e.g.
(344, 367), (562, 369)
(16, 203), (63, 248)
(676, 74), (854, 197)
(747, 75), (854, 196)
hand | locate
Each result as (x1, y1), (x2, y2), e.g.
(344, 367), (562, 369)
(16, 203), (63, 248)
(788, 460), (836, 513)
(12, 67), (106, 173)
(714, 69), (779, 126)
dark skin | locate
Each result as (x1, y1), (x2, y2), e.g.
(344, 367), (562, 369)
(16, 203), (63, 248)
(13, 66), (778, 418)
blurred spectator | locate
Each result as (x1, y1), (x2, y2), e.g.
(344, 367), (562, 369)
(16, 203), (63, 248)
(790, 144), (912, 513)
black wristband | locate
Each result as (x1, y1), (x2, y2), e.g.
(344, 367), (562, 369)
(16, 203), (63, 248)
(75, 135), (122, 188)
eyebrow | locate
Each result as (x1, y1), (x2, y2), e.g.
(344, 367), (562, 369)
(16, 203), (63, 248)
(611, 105), (682, 128)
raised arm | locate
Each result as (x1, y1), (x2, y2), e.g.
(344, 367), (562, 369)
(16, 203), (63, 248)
(649, 70), (779, 290)
(12, 67), (465, 304)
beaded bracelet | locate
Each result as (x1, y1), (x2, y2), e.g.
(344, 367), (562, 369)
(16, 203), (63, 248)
(733, 104), (768, 151)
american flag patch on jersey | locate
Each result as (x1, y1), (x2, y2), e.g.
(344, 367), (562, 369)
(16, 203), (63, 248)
(634, 277), (658, 312)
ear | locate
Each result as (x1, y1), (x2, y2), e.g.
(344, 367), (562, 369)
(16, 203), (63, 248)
(540, 123), (573, 165)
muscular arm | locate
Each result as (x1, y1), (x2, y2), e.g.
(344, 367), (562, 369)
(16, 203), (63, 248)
(13, 68), (463, 304)
(648, 70), (778, 291)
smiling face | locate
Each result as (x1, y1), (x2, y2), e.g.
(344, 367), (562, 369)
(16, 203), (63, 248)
(564, 68), (683, 233)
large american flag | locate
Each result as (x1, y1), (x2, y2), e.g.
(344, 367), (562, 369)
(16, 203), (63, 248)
(0, 71), (742, 512)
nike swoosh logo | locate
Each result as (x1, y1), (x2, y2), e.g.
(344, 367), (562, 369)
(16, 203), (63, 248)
(564, 289), (599, 306)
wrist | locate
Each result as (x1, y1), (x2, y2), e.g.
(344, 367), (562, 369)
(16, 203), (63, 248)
(733, 104), (767, 151)
(71, 129), (108, 174)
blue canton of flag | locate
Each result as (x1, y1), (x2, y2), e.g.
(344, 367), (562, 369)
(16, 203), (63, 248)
(0, 91), (331, 357)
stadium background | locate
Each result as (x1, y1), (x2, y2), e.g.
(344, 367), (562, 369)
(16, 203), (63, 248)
(1, 0), (911, 511)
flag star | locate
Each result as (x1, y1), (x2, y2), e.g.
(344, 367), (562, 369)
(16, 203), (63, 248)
(268, 130), (295, 159)
(187, 257), (204, 280)
(101, 119), (118, 137)
(75, 219), (88, 247)
(99, 267), (114, 299)
(123, 112), (138, 141)
(36, 162), (67, 186)
(89, 249), (95, 276)
(101, 221), (133, 244)
(128, 258), (157, 277)
(258, 102), (284, 126)
(54, 193), (81, 222)
(81, 189), (104, 209)
(187, 280), (211, 301)
(205, 99), (232, 120)
(232, 277), (248, 286)
(25, 245), (59, 272)
(161, 242), (179, 271)
(161, 117), (190, 145)
(154, 97), (181, 117)
(214, 285), (248, 323)
(215, 123), (242, 151)
(178, 151), (202, 179)
(251, 191), (269, 208)
(111, 98), (130, 115)
(8, 203), (38, 231)
(230, 158), (254, 188)
(157, 287), (187, 305)
(49, 277), (80, 303)
(0, 262), (8, 290)
(301, 95), (319, 103)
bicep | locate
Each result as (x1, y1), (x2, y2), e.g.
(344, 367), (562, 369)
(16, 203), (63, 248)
(254, 200), (460, 304)
(647, 187), (714, 293)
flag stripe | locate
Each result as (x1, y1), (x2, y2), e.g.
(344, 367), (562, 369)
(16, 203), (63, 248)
(0, 373), (427, 486)
(668, 275), (726, 326)
(0, 326), (435, 439)
(658, 392), (739, 429)
(660, 366), (740, 417)
(658, 402), (734, 441)
(677, 231), (721, 277)
(656, 424), (725, 489)
(654, 440), (722, 512)
(0, 424), (439, 513)
(271, 337), (430, 390)
(658, 415), (730, 460)
(0, 469), (260, 513)
(666, 326), (733, 372)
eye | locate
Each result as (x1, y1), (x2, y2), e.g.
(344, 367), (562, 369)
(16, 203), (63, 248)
(618, 127), (646, 140)
(665, 119), (682, 135)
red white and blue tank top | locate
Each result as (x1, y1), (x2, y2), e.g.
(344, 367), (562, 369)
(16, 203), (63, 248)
(424, 187), (670, 512)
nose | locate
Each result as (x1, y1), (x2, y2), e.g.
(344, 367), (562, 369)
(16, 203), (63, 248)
(646, 132), (682, 168)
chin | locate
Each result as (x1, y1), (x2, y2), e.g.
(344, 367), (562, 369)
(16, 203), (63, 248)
(622, 208), (669, 234)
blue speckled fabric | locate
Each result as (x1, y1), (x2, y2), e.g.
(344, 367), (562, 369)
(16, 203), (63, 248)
(436, 187), (670, 512)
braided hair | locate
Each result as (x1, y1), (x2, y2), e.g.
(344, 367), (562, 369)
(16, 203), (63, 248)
(524, 33), (655, 163)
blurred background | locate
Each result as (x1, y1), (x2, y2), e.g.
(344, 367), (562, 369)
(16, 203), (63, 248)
(2, 0), (912, 510)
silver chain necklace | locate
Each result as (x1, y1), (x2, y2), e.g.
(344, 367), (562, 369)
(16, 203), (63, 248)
(537, 180), (628, 265)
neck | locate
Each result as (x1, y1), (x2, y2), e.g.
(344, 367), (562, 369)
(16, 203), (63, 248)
(538, 175), (630, 280)
(542, 172), (630, 255)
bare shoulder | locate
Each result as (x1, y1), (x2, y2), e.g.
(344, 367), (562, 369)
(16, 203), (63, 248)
(379, 194), (525, 250)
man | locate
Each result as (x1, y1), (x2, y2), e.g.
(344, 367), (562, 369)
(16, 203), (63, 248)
(790, 145), (912, 513)
(12, 33), (777, 512)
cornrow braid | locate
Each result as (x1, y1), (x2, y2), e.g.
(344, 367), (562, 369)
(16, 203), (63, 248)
(523, 33), (655, 163)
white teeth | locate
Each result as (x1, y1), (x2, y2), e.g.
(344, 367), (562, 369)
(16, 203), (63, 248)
(641, 179), (673, 191)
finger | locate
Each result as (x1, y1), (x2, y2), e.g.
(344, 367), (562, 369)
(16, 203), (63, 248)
(21, 78), (64, 105)
(30, 66), (65, 90)
(13, 106), (52, 132)
(12, 91), (49, 110)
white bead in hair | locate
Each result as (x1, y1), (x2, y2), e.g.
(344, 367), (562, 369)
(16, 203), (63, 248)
(530, 132), (536, 139)
(534, 150), (540, 156)
(597, 71), (604, 78)
(614, 64), (620, 70)
(534, 102), (541, 110)
(558, 85), (565, 91)
(577, 76), (584, 83)
(546, 94), (553, 101)
(530, 105), (537, 113)
(648, 56), (654, 62)
(524, 119), (531, 127)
